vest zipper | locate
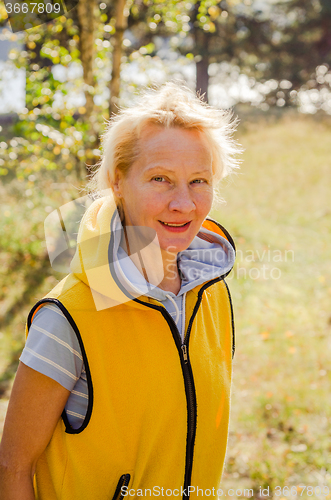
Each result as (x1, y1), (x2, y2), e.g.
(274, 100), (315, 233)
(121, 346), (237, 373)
(133, 296), (197, 499)
(134, 276), (229, 499)
(165, 278), (226, 498)
(164, 312), (196, 499)
(111, 473), (131, 500)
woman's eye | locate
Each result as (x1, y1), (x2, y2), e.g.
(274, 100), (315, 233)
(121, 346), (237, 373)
(152, 177), (207, 184)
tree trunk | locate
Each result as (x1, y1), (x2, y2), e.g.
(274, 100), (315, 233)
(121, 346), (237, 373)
(196, 55), (209, 102)
(192, 3), (210, 103)
(77, 0), (96, 119)
(109, 0), (128, 116)
(76, 0), (100, 176)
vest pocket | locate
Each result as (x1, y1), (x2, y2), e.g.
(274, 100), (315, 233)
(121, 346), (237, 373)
(111, 473), (131, 500)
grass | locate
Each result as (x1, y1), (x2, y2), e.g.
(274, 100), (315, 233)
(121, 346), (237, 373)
(0, 111), (331, 498)
(212, 111), (331, 498)
(0, 173), (81, 399)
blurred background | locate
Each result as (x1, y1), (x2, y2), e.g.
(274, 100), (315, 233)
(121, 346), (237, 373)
(0, 1), (331, 497)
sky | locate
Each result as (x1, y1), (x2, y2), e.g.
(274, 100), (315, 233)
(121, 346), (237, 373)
(0, 27), (25, 114)
(1, 8), (330, 117)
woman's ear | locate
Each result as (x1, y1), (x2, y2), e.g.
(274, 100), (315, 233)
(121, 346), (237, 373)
(112, 168), (123, 198)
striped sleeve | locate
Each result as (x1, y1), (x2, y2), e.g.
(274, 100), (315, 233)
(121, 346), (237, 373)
(20, 303), (84, 392)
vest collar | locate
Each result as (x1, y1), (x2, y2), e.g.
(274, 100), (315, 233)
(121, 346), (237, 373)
(70, 196), (235, 311)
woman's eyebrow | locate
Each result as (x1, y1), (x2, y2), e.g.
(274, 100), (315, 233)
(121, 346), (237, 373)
(145, 166), (212, 175)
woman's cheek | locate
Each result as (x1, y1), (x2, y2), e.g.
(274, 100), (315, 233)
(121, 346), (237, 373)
(196, 190), (213, 214)
(143, 195), (165, 214)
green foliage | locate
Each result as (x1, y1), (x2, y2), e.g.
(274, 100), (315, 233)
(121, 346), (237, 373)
(0, 2), (129, 182)
(252, 0), (331, 103)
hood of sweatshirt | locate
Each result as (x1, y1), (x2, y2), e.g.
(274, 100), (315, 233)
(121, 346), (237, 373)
(70, 196), (235, 311)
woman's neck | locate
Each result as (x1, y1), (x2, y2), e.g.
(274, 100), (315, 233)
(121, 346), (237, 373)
(119, 229), (181, 295)
(157, 255), (181, 295)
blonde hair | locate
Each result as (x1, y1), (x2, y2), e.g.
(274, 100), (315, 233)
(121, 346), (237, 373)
(89, 81), (242, 216)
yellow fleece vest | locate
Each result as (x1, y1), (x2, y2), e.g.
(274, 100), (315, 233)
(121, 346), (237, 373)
(27, 205), (235, 500)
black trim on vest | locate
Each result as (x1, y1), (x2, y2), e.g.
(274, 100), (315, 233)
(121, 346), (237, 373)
(205, 217), (236, 253)
(205, 218), (236, 358)
(27, 298), (94, 434)
(181, 276), (223, 498)
(132, 294), (196, 500)
(111, 473), (131, 500)
(224, 280), (235, 358)
(133, 275), (230, 500)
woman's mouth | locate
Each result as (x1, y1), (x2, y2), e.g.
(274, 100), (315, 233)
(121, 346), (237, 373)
(159, 221), (192, 232)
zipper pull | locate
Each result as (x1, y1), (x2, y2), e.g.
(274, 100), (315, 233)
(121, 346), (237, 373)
(181, 344), (188, 363)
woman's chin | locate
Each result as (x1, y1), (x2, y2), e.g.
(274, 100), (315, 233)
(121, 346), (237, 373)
(159, 236), (194, 255)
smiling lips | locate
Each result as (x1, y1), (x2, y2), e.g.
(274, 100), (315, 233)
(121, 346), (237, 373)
(159, 220), (192, 232)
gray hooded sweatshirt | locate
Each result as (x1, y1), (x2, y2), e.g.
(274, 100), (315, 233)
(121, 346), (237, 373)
(20, 211), (235, 428)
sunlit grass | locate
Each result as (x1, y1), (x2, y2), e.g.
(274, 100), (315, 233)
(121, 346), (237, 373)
(212, 112), (331, 498)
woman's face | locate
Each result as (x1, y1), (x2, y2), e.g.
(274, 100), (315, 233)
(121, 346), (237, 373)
(113, 124), (214, 255)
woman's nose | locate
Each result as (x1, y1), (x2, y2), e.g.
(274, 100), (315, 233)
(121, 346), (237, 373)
(168, 184), (196, 213)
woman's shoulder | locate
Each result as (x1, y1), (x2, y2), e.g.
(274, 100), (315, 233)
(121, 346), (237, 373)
(20, 302), (84, 391)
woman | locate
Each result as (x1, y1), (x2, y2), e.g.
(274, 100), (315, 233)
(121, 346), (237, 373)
(0, 82), (241, 499)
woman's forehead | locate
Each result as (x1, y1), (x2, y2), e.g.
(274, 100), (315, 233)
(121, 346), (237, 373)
(137, 124), (212, 160)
